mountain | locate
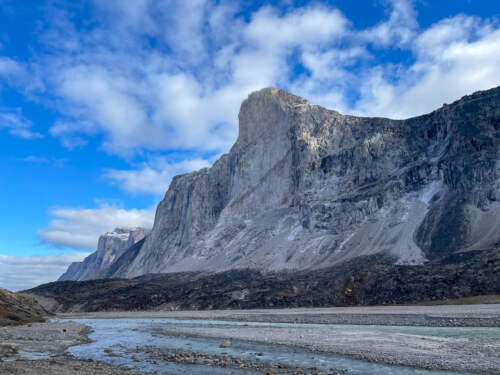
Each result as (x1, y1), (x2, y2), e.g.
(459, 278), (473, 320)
(0, 287), (47, 326)
(58, 227), (148, 281)
(102, 86), (500, 279)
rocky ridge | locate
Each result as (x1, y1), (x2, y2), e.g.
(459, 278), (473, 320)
(58, 227), (148, 281)
(26, 246), (500, 313)
(100, 86), (500, 278)
(0, 287), (47, 326)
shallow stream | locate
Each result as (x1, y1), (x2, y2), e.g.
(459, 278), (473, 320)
(62, 318), (491, 375)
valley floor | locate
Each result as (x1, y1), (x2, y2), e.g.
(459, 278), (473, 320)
(1, 304), (499, 374)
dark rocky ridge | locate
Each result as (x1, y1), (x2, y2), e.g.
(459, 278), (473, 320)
(101, 86), (500, 278)
(26, 246), (500, 314)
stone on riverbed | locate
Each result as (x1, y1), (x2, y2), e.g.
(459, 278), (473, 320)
(219, 340), (231, 348)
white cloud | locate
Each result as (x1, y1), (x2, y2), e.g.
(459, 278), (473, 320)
(244, 5), (348, 49)
(0, 252), (90, 291)
(105, 158), (211, 195)
(0, 110), (43, 139)
(355, 15), (500, 118)
(361, 0), (418, 47)
(38, 204), (155, 250)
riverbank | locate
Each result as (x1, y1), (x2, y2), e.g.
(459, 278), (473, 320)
(0, 321), (145, 374)
(0, 358), (145, 375)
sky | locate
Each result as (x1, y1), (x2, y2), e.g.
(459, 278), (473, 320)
(1, 0), (500, 291)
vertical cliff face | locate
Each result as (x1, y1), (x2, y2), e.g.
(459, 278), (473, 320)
(105, 87), (500, 279)
(58, 227), (148, 281)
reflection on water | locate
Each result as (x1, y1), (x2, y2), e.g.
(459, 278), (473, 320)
(59, 317), (485, 375)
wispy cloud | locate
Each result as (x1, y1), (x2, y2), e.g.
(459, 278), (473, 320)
(23, 155), (67, 167)
(38, 203), (155, 249)
(0, 252), (91, 291)
(0, 56), (24, 77)
(0, 109), (43, 139)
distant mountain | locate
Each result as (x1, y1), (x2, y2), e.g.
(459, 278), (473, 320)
(0, 287), (46, 326)
(100, 86), (500, 278)
(58, 227), (149, 281)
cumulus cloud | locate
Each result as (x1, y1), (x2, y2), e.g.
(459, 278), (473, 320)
(355, 15), (500, 118)
(0, 252), (90, 291)
(0, 109), (43, 139)
(105, 158), (211, 195)
(38, 204), (155, 250)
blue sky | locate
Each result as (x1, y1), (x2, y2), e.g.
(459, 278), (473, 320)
(1, 0), (500, 290)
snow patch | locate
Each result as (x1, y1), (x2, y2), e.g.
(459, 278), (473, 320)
(287, 223), (303, 241)
(419, 180), (443, 205)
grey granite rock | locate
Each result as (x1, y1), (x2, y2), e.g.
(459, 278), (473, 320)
(58, 228), (148, 281)
(105, 87), (500, 278)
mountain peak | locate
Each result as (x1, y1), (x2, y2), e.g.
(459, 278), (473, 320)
(237, 87), (310, 145)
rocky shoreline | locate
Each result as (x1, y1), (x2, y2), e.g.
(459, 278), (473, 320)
(0, 321), (144, 375)
(0, 358), (144, 375)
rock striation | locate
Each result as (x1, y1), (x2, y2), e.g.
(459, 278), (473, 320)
(58, 228), (148, 281)
(103, 86), (500, 278)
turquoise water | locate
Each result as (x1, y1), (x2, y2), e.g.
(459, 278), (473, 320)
(60, 317), (490, 375)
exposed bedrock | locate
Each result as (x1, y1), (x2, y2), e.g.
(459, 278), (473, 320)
(102, 86), (500, 278)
